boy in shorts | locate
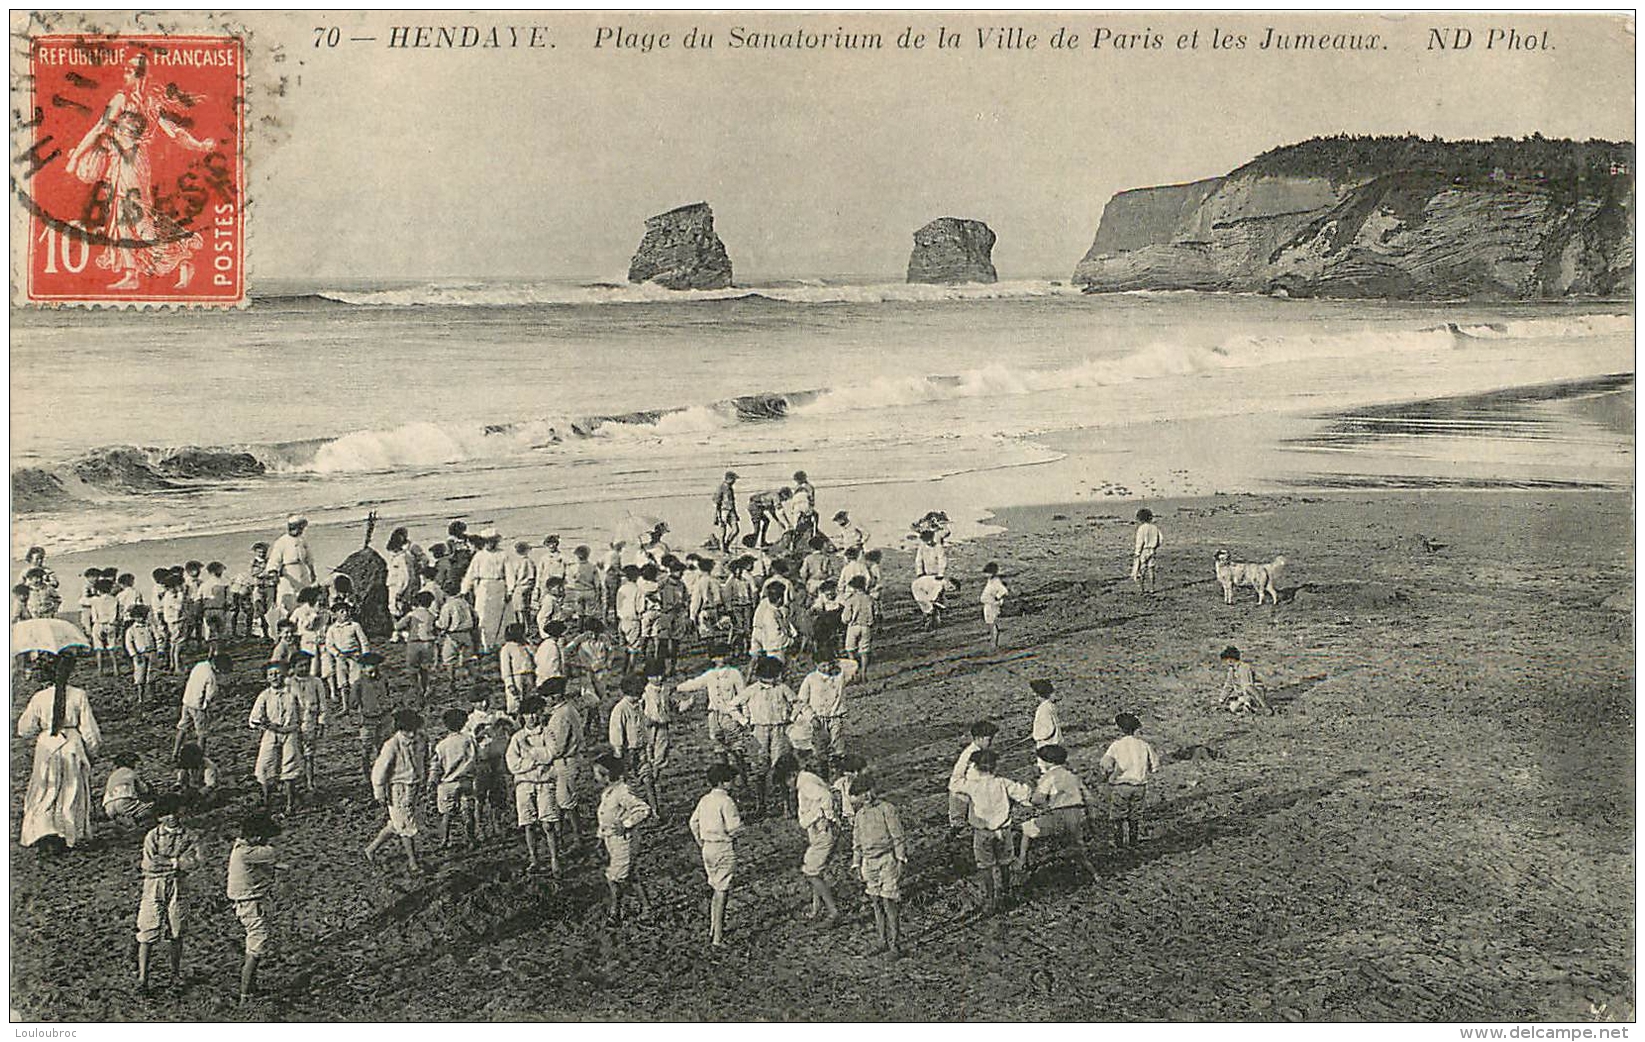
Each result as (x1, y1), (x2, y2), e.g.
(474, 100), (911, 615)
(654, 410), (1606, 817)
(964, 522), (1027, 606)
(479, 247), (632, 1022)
(498, 622), (535, 715)
(594, 753), (654, 924)
(947, 720), (999, 833)
(688, 763), (743, 947)
(849, 773), (907, 959)
(286, 653), (327, 793)
(366, 708), (429, 875)
(1099, 712), (1161, 850)
(1015, 743), (1099, 883)
(429, 707), (480, 850)
(437, 590), (477, 697)
(394, 590), (440, 706)
(135, 793), (201, 991)
(956, 748), (1033, 913)
(123, 604), (156, 708)
(543, 678), (587, 848)
(87, 576), (120, 675)
(226, 812), (282, 1005)
(505, 695), (560, 875)
(788, 748), (841, 925)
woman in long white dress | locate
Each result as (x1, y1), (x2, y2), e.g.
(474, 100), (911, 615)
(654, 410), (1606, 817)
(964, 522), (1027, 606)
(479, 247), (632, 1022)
(462, 531), (508, 652)
(17, 654), (102, 851)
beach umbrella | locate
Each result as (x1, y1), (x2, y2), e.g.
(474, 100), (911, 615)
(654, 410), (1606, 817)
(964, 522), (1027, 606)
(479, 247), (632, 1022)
(12, 618), (90, 656)
(614, 513), (667, 544)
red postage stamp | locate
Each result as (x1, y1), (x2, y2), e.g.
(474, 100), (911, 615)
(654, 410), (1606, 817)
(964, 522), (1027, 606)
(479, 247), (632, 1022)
(19, 34), (245, 306)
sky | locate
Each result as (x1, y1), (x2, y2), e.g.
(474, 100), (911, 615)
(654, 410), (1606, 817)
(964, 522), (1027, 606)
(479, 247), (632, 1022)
(231, 10), (1635, 281)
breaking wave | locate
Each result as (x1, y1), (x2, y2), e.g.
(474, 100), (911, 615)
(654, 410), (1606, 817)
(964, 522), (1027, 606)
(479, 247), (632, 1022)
(13, 310), (1630, 512)
(263, 279), (1084, 309)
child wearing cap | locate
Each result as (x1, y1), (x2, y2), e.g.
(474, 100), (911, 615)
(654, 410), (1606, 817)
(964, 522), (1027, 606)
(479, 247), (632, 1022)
(608, 674), (649, 775)
(688, 763), (744, 947)
(226, 812), (283, 1005)
(250, 542), (277, 639)
(849, 772), (907, 959)
(367, 709), (429, 874)
(134, 792), (201, 991)
(429, 707), (480, 850)
(248, 661), (304, 814)
(798, 655), (850, 763)
(980, 562), (1009, 651)
(505, 695), (561, 875)
(1218, 645), (1272, 714)
(955, 748), (1034, 913)
(498, 622), (535, 716)
(1016, 743), (1099, 883)
(1099, 713), (1161, 850)
(123, 604), (156, 708)
(594, 753), (654, 924)
(1030, 679), (1062, 749)
(1132, 508), (1163, 593)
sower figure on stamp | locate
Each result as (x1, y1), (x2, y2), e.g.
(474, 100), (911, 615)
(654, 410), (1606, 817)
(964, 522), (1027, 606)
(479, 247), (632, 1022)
(64, 53), (216, 291)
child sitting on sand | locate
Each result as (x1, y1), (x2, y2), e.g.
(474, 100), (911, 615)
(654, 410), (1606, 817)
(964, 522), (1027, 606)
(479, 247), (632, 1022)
(1218, 645), (1272, 714)
(174, 742), (220, 801)
(103, 750), (154, 829)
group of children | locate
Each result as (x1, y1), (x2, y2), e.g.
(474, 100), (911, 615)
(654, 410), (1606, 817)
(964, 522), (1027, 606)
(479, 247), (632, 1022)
(39, 493), (1289, 1005)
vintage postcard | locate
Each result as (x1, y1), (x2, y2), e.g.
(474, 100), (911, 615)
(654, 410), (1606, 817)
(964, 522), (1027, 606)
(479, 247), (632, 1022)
(7, 9), (1635, 1028)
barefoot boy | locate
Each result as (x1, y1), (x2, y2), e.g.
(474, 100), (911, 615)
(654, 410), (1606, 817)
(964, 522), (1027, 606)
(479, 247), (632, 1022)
(226, 812), (282, 1005)
(849, 773), (907, 959)
(980, 562), (1009, 651)
(367, 708), (429, 874)
(123, 605), (156, 708)
(135, 793), (201, 991)
(594, 753), (654, 924)
(505, 695), (560, 875)
(1099, 712), (1161, 850)
(1132, 508), (1162, 593)
(956, 748), (1033, 913)
(429, 707), (480, 850)
(1015, 743), (1099, 883)
(790, 748), (841, 925)
(689, 763), (743, 947)
(248, 661), (303, 814)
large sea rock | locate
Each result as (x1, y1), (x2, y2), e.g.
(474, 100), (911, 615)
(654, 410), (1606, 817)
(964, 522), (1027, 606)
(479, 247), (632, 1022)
(627, 202), (734, 290)
(907, 218), (998, 284)
(1074, 136), (1634, 299)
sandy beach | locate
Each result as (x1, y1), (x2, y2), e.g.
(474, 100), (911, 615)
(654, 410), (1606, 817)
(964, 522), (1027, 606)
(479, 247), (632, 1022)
(9, 485), (1633, 1021)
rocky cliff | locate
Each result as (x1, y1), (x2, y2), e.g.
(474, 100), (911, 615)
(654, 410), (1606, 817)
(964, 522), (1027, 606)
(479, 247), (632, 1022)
(908, 217), (998, 283)
(1075, 136), (1633, 299)
(628, 202), (734, 290)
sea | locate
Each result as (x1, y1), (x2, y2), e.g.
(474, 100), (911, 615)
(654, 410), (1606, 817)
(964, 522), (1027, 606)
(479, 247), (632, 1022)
(9, 277), (1634, 570)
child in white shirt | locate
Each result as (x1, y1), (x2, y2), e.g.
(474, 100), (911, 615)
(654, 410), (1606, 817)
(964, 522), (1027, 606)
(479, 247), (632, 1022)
(980, 561), (1009, 651)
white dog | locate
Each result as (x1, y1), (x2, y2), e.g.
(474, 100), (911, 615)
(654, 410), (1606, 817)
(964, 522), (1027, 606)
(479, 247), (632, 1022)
(1214, 550), (1286, 605)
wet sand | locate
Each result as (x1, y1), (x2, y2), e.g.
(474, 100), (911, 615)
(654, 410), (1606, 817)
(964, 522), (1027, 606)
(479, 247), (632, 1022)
(9, 487), (1633, 1021)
